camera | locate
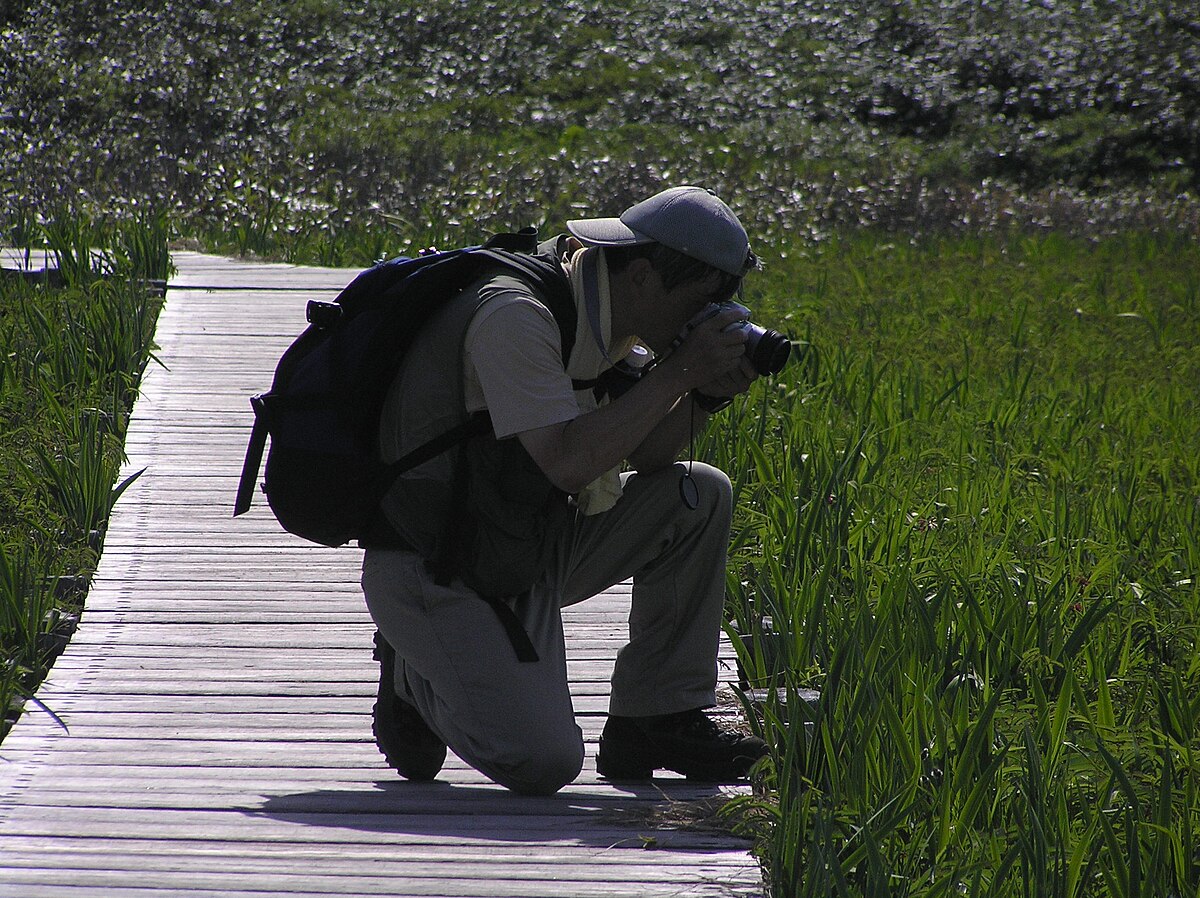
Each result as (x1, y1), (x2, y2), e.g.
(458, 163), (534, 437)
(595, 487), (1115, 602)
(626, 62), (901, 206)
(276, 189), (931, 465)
(683, 301), (791, 376)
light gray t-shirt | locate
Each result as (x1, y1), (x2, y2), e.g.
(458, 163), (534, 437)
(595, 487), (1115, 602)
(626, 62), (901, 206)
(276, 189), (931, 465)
(462, 274), (580, 439)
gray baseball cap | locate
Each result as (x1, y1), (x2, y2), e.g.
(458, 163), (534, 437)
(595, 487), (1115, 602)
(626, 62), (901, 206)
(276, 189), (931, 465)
(567, 186), (752, 276)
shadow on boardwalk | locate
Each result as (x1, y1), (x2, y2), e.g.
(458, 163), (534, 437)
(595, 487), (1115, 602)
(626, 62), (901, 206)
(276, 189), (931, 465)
(251, 778), (747, 845)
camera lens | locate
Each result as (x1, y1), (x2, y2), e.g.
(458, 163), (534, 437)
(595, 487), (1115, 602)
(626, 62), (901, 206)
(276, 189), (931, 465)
(743, 325), (791, 375)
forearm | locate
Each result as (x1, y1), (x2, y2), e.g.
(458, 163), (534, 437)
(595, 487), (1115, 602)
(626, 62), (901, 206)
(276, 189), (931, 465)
(626, 392), (708, 473)
(519, 309), (752, 494)
(527, 367), (692, 494)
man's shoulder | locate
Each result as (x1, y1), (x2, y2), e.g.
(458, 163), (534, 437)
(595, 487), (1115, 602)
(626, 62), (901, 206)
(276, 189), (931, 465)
(474, 243), (567, 307)
(462, 248), (576, 358)
(470, 273), (559, 328)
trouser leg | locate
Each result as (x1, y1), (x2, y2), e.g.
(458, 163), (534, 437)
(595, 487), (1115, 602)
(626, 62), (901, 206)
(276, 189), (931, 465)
(546, 461), (733, 717)
(360, 460), (732, 792)
(362, 550), (583, 796)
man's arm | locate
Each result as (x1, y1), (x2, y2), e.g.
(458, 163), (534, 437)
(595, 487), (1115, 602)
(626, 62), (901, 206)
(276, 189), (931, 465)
(518, 309), (753, 494)
(625, 356), (757, 473)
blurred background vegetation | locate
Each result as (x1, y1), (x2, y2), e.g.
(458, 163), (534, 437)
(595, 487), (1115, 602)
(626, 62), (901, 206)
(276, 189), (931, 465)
(2, 0), (1197, 262)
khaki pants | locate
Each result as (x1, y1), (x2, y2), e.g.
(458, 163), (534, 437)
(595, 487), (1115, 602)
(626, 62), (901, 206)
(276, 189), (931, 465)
(360, 461), (732, 795)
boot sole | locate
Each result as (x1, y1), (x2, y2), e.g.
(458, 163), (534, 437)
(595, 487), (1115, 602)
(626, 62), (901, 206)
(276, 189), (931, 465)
(597, 745), (758, 782)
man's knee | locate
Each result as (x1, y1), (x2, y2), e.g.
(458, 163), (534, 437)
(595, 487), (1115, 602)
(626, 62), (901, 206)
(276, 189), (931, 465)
(688, 461), (731, 507)
(484, 731), (584, 796)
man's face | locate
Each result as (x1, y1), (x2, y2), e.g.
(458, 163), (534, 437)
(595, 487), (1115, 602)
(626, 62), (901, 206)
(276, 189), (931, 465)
(639, 272), (724, 353)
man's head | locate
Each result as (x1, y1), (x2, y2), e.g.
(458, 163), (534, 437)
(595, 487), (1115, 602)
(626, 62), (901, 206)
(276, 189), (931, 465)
(567, 186), (757, 305)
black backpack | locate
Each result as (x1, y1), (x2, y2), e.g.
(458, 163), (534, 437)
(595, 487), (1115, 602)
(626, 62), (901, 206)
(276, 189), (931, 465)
(233, 229), (577, 548)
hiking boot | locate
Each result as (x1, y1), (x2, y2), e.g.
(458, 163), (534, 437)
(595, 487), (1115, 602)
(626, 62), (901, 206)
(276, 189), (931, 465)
(372, 630), (446, 781)
(596, 708), (768, 782)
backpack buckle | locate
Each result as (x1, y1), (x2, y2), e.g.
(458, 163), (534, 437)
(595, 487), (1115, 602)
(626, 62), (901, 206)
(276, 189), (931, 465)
(306, 300), (343, 328)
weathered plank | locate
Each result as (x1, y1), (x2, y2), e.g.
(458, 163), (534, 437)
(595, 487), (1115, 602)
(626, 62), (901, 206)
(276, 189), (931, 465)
(0, 252), (763, 898)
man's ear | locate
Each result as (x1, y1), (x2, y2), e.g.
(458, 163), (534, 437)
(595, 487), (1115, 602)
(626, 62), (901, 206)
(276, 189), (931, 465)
(624, 256), (656, 290)
(565, 236), (585, 255)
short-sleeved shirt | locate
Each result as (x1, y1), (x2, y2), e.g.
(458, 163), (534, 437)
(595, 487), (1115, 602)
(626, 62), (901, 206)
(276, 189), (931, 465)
(462, 274), (581, 438)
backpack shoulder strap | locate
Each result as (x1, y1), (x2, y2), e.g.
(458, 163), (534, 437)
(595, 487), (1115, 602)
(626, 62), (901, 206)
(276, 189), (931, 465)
(467, 247), (577, 363)
(374, 241), (576, 485)
(481, 226), (540, 254)
(234, 408), (269, 517)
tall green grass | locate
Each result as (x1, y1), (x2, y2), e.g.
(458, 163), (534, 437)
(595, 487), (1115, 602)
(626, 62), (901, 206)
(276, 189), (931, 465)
(0, 210), (169, 736)
(704, 233), (1200, 897)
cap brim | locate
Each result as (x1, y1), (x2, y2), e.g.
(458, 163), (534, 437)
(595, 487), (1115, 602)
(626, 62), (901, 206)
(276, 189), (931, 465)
(566, 217), (652, 246)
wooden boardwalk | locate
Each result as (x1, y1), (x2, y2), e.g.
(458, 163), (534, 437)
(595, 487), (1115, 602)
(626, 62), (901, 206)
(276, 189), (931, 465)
(0, 252), (764, 897)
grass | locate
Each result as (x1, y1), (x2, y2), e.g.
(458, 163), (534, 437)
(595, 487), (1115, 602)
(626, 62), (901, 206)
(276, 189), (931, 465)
(0, 210), (169, 737)
(697, 232), (1200, 896)
(2, 184), (1196, 898)
(4, 166), (1197, 898)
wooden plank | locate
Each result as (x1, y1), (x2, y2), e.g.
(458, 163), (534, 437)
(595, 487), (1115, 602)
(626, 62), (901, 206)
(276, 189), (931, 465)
(0, 804), (746, 851)
(5, 781), (744, 816)
(0, 852), (756, 884)
(0, 252), (763, 898)
(0, 874), (757, 898)
(0, 840), (758, 874)
(0, 764), (737, 795)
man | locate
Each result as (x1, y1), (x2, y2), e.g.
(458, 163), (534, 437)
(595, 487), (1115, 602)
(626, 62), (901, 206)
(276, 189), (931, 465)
(361, 186), (768, 795)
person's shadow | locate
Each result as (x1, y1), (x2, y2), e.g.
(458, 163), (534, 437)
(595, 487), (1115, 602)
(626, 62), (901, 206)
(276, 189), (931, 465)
(245, 778), (752, 850)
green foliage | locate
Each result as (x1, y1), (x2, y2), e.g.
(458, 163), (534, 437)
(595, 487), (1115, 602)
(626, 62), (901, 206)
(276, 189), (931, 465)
(0, 212), (165, 738)
(1, 4), (1198, 893)
(705, 232), (1200, 897)
(2, 0), (1197, 264)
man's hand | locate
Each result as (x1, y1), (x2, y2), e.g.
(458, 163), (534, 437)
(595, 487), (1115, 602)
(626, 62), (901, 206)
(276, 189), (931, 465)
(655, 306), (750, 395)
(696, 355), (758, 402)
(518, 308), (765, 491)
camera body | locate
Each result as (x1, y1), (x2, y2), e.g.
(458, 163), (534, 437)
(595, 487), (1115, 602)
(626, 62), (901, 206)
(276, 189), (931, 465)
(684, 301), (791, 376)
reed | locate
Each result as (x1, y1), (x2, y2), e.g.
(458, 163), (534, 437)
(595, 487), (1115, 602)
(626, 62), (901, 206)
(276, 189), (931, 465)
(0, 210), (167, 737)
(706, 233), (1200, 897)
